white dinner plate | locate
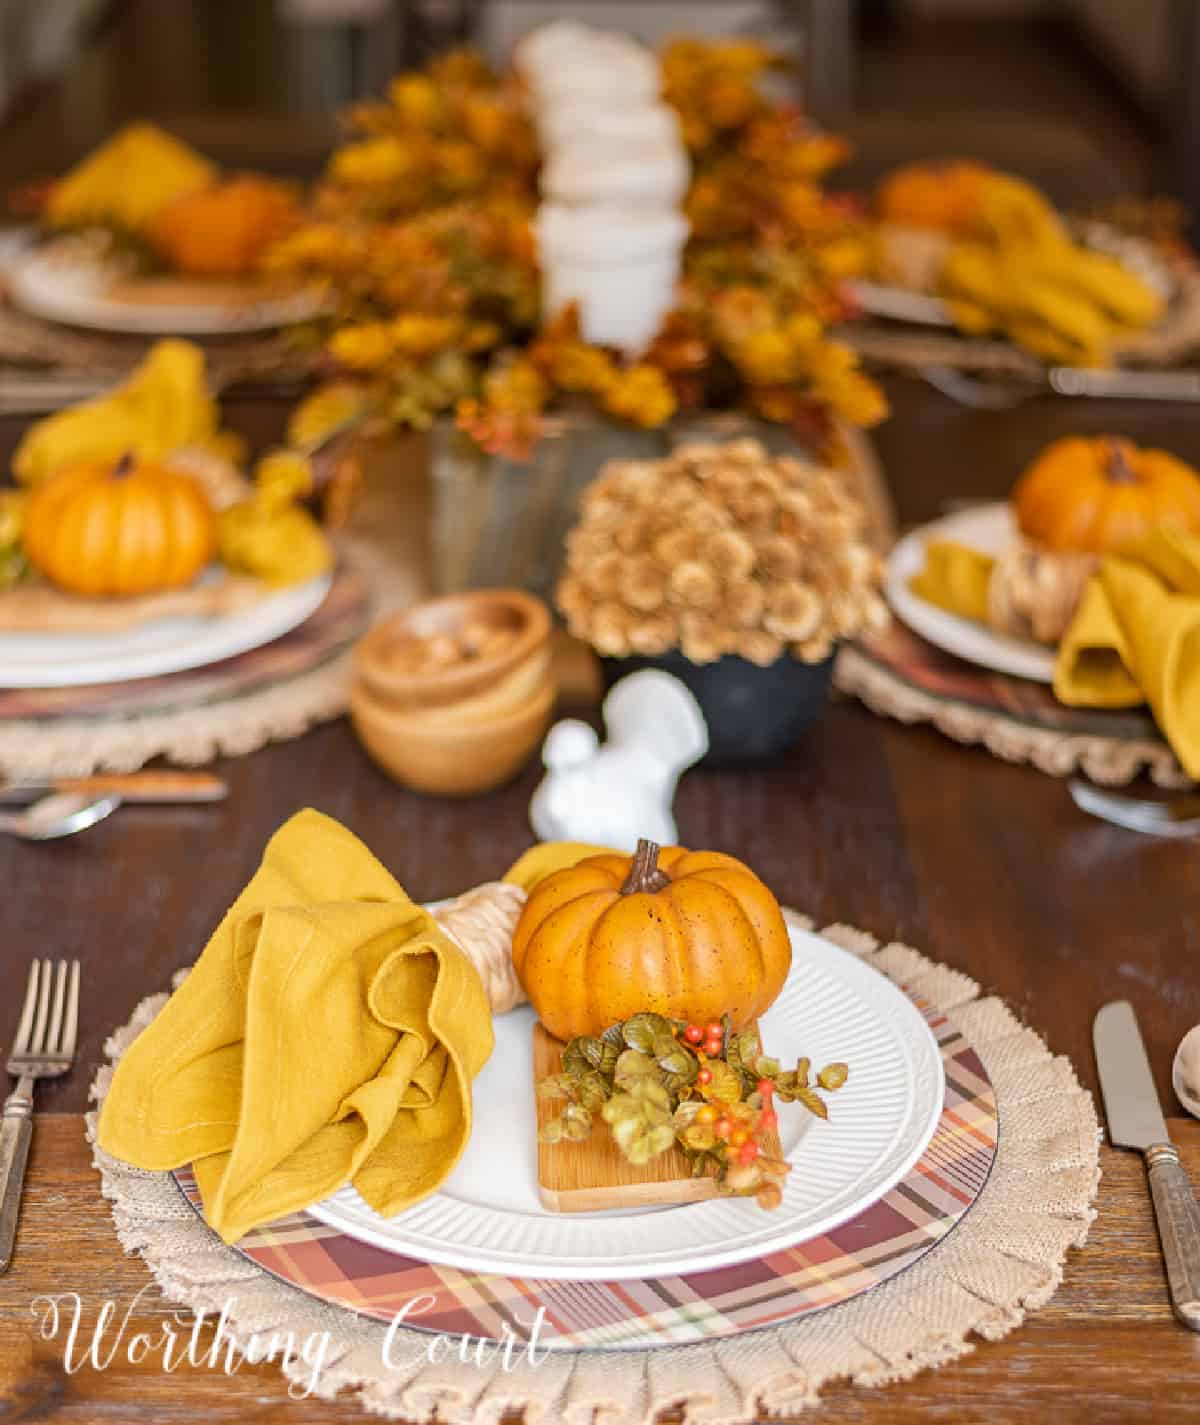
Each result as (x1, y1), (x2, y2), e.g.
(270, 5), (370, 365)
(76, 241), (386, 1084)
(0, 571), (332, 687)
(887, 503), (1056, 683)
(846, 278), (956, 328)
(307, 919), (944, 1282)
(7, 246), (324, 335)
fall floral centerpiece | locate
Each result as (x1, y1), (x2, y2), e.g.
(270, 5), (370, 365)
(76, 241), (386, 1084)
(268, 36), (886, 461)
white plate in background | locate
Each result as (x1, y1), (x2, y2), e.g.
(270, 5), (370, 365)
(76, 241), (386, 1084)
(8, 246), (324, 335)
(0, 572), (332, 687)
(887, 502), (1057, 683)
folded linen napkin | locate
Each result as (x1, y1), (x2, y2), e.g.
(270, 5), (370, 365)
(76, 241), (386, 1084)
(1054, 528), (1200, 777)
(13, 340), (238, 486)
(907, 537), (994, 623)
(97, 808), (496, 1244)
(908, 529), (1200, 777)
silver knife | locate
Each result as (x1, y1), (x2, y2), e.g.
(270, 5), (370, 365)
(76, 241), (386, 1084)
(1049, 367), (1200, 402)
(1094, 1000), (1200, 1329)
(0, 771), (228, 806)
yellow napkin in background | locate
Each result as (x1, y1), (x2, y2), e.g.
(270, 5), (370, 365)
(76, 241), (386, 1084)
(46, 122), (215, 233)
(1055, 529), (1200, 778)
(908, 527), (1200, 775)
(907, 538), (995, 623)
(97, 809), (494, 1244)
(12, 340), (240, 486)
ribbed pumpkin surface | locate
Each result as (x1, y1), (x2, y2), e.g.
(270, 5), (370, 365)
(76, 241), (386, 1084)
(511, 842), (792, 1042)
(24, 455), (215, 596)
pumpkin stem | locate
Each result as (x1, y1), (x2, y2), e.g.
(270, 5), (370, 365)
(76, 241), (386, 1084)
(113, 451), (136, 480)
(621, 838), (670, 895)
(1105, 438), (1139, 485)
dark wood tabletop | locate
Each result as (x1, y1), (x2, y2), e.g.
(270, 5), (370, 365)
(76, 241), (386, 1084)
(5, 383), (1200, 1425)
(1, 375), (1197, 1121)
(3, 9), (1200, 1418)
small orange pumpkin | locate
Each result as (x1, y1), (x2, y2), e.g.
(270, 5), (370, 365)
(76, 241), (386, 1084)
(23, 451), (215, 596)
(1013, 435), (1200, 554)
(511, 838), (792, 1042)
(150, 175), (299, 278)
(876, 160), (992, 234)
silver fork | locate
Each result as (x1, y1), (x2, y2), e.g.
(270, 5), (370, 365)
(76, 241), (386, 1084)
(1, 959), (80, 1273)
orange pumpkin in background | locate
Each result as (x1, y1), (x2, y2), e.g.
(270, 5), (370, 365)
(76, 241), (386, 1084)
(875, 159), (993, 234)
(511, 838), (792, 1042)
(23, 452), (215, 596)
(149, 175), (300, 278)
(1013, 435), (1200, 555)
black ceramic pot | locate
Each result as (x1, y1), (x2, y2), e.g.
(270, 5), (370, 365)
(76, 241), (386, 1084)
(600, 648), (836, 767)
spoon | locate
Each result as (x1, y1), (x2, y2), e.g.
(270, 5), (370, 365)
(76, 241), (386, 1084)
(1068, 779), (1200, 839)
(1174, 1026), (1200, 1120)
(0, 792), (120, 840)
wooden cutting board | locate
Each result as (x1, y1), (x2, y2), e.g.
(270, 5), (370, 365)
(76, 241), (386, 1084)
(534, 1022), (782, 1213)
(0, 571), (268, 632)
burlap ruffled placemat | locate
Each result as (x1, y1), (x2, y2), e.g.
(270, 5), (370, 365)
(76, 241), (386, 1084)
(0, 568), (368, 779)
(0, 516), (425, 778)
(0, 655), (353, 778)
(86, 912), (1099, 1424)
(836, 621), (1190, 788)
(0, 299), (321, 387)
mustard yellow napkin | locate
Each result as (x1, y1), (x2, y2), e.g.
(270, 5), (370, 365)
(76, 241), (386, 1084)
(908, 538), (995, 623)
(13, 340), (240, 486)
(1055, 529), (1200, 777)
(97, 809), (494, 1244)
(503, 841), (612, 892)
(46, 122), (215, 233)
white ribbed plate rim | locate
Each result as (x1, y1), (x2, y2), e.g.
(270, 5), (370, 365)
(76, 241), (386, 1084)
(0, 572), (332, 687)
(307, 918), (944, 1281)
(8, 247), (325, 335)
(887, 502), (1056, 683)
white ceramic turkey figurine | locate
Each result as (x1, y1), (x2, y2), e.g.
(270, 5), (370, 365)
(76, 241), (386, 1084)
(529, 669), (708, 850)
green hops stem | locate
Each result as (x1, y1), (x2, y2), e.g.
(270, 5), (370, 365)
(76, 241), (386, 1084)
(538, 1010), (849, 1205)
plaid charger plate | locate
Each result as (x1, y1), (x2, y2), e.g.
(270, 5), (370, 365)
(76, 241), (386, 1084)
(174, 995), (996, 1353)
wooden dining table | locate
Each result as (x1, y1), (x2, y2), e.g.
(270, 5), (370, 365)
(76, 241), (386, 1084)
(1, 374), (1200, 1422)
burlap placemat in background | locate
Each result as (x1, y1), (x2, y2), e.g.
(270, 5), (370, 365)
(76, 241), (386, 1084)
(0, 299), (321, 388)
(0, 557), (377, 780)
(87, 913), (1100, 1425)
(836, 622), (1190, 788)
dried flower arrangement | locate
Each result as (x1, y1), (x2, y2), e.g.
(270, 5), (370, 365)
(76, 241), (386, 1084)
(267, 40), (886, 459)
(557, 438), (888, 666)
